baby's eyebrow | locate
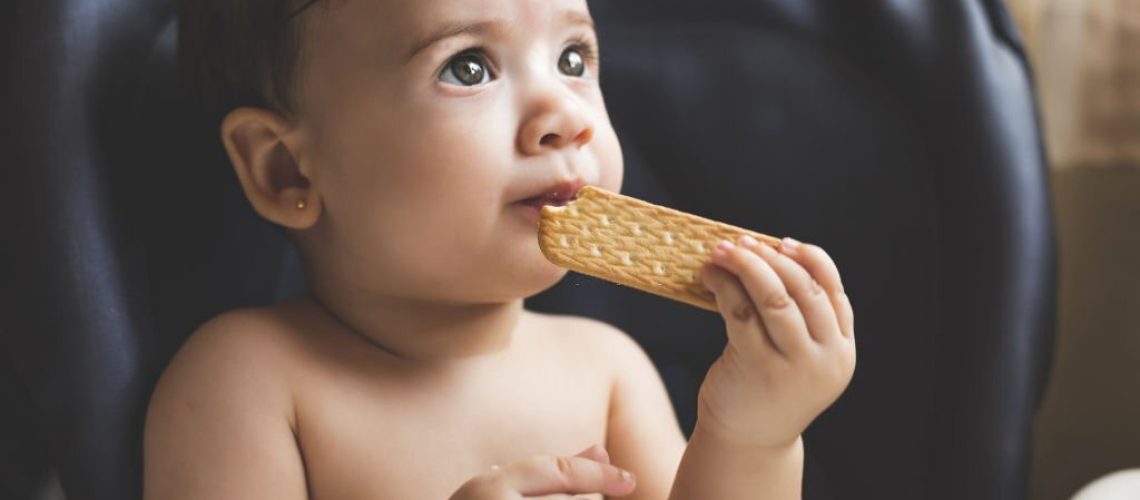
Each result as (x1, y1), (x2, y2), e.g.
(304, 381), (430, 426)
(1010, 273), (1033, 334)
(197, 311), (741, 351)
(405, 10), (596, 62)
(406, 20), (501, 61)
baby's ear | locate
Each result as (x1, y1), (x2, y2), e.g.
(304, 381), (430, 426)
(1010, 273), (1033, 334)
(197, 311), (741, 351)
(220, 107), (320, 230)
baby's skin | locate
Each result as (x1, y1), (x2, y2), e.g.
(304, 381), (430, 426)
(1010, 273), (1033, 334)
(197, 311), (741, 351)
(144, 0), (855, 498)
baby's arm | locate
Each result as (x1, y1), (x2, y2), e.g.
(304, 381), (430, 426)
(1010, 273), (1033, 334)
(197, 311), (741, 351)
(600, 321), (804, 500)
(143, 313), (308, 500)
(669, 237), (855, 499)
(606, 237), (854, 500)
(596, 322), (687, 500)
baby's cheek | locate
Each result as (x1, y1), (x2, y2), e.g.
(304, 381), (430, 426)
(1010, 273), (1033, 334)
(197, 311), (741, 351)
(594, 126), (625, 193)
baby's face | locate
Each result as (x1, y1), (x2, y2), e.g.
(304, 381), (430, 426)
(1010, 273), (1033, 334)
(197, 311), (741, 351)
(293, 0), (623, 302)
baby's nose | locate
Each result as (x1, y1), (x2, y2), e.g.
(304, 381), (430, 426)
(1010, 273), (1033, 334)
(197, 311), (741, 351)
(517, 97), (595, 155)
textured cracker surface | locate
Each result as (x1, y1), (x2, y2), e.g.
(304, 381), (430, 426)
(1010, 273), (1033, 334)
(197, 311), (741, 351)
(538, 186), (781, 311)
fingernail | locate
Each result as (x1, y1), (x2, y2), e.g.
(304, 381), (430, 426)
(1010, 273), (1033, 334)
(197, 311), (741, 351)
(781, 237), (801, 252)
(713, 240), (734, 259)
(620, 469), (635, 482)
(739, 235), (760, 248)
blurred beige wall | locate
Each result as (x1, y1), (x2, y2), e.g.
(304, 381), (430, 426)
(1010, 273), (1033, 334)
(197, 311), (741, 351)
(1013, 0), (1140, 170)
(1007, 1), (1140, 499)
(1035, 167), (1140, 500)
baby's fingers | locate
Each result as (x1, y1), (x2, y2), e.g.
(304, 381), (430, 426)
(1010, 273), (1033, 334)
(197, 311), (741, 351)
(739, 236), (841, 345)
(709, 240), (811, 357)
(506, 451), (636, 498)
(452, 447), (636, 499)
(573, 444), (611, 464)
(777, 239), (855, 340)
(701, 265), (776, 355)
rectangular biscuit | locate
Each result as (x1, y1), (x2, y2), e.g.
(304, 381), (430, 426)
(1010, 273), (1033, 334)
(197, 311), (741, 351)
(537, 186), (782, 311)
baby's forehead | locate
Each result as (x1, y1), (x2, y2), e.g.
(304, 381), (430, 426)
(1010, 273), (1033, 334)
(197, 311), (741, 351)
(402, 0), (590, 20)
(309, 0), (593, 60)
(326, 0), (592, 38)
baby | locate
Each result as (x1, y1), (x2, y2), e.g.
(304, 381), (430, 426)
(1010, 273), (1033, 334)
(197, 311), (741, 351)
(145, 0), (856, 498)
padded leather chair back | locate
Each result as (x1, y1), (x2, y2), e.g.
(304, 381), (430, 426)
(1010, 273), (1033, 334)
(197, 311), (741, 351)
(1, 1), (1055, 499)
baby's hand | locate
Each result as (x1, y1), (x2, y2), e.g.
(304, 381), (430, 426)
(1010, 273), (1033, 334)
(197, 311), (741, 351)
(449, 445), (636, 499)
(697, 236), (856, 449)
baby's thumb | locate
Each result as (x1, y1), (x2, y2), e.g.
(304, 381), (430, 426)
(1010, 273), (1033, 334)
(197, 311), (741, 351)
(574, 444), (611, 464)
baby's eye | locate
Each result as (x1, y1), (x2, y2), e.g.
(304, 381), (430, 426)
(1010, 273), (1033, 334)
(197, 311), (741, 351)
(558, 46), (587, 77)
(439, 51), (493, 86)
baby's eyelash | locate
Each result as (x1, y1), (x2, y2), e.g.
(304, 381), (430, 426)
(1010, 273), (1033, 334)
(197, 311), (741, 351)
(443, 47), (496, 74)
(452, 47), (490, 63)
(567, 36), (600, 67)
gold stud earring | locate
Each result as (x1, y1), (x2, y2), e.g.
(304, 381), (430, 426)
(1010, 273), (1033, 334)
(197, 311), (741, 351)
(296, 199), (307, 210)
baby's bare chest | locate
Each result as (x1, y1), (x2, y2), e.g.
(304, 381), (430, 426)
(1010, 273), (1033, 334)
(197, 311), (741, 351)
(292, 360), (611, 499)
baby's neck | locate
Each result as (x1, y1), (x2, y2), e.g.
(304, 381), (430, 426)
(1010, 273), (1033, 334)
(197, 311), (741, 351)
(302, 286), (525, 367)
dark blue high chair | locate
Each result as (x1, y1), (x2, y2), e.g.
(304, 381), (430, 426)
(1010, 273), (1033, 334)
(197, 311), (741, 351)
(1, 1), (1056, 499)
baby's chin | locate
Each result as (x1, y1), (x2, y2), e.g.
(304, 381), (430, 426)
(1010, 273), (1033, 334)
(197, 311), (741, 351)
(508, 255), (570, 300)
(471, 245), (562, 300)
(461, 230), (571, 302)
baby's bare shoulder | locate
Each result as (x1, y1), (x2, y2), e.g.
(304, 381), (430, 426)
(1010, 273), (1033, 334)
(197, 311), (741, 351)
(174, 305), (303, 372)
(150, 305), (307, 421)
(144, 305), (312, 499)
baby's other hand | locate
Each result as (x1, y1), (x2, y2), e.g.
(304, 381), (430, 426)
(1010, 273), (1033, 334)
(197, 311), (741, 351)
(697, 236), (856, 449)
(449, 445), (636, 499)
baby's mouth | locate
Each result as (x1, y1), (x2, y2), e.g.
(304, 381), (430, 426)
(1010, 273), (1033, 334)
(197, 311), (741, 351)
(520, 192), (578, 209)
(517, 179), (586, 209)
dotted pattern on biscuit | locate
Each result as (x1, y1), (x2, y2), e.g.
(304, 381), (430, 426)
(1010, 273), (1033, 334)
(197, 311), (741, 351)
(537, 186), (782, 311)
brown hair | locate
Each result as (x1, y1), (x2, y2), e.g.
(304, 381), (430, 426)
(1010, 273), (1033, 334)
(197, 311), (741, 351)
(178, 0), (321, 116)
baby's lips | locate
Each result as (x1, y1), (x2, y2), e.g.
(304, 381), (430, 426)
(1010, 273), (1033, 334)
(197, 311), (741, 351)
(516, 178), (587, 206)
(520, 193), (575, 209)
